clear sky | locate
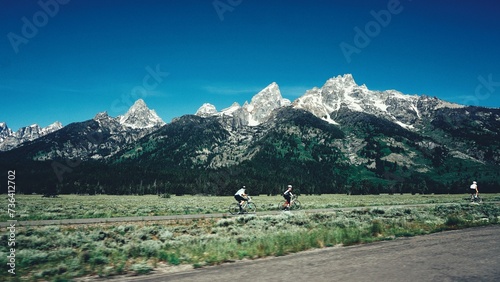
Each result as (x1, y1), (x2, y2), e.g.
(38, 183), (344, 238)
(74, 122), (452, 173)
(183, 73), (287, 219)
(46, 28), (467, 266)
(1, 0), (499, 131)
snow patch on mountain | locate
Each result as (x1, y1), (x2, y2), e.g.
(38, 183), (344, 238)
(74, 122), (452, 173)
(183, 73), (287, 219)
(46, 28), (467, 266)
(0, 121), (63, 151)
(0, 122), (13, 143)
(196, 82), (290, 126)
(118, 99), (165, 129)
(195, 103), (218, 117)
(293, 74), (465, 128)
(196, 74), (467, 131)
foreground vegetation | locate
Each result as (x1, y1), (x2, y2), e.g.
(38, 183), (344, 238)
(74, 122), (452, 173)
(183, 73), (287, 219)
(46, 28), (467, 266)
(0, 194), (499, 281)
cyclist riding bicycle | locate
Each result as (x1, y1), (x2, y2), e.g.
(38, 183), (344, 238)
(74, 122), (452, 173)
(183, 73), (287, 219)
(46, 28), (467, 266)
(234, 186), (248, 213)
(470, 181), (479, 201)
(283, 184), (294, 210)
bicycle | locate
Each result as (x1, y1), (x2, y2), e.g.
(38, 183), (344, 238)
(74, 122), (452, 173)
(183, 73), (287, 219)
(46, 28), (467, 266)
(278, 194), (301, 211)
(470, 194), (483, 204)
(228, 196), (257, 215)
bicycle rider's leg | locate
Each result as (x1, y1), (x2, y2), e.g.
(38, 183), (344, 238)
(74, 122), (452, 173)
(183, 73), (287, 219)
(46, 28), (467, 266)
(235, 195), (244, 212)
(284, 195), (291, 209)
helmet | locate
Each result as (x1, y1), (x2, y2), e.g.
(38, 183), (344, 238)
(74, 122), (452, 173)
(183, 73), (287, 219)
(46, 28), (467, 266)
(288, 185), (292, 188)
(473, 181), (477, 184)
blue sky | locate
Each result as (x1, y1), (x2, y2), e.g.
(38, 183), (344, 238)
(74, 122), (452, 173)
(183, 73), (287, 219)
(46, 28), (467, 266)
(1, 0), (499, 131)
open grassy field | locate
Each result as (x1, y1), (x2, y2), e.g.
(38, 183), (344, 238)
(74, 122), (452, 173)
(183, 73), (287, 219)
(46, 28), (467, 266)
(4, 193), (500, 221)
(1, 194), (499, 281)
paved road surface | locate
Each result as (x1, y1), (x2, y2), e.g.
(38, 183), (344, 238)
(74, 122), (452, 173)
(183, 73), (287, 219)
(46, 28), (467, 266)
(104, 225), (500, 282)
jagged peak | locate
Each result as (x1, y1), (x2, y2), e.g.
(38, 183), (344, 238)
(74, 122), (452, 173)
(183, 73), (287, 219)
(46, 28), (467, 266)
(324, 74), (358, 88)
(220, 102), (241, 116)
(43, 121), (63, 132)
(262, 81), (279, 91)
(119, 99), (165, 129)
(0, 122), (13, 140)
(94, 111), (110, 120)
(131, 98), (147, 109)
(49, 121), (63, 127)
(250, 82), (291, 108)
(252, 82), (281, 100)
(195, 103), (218, 117)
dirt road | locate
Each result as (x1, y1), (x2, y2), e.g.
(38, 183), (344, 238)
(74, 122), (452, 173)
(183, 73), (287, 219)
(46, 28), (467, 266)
(110, 225), (500, 282)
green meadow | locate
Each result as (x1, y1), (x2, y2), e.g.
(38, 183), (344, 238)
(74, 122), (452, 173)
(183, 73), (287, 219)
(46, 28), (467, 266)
(4, 193), (500, 221)
(1, 194), (499, 281)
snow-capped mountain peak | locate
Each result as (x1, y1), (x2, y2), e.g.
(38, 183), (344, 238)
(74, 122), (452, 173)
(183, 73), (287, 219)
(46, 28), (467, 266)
(241, 82), (291, 125)
(118, 99), (165, 129)
(195, 82), (290, 126)
(220, 102), (241, 116)
(195, 103), (218, 117)
(194, 74), (466, 130)
(13, 122), (63, 139)
(0, 122), (13, 143)
(293, 74), (464, 129)
(0, 121), (63, 151)
(41, 121), (63, 135)
(325, 74), (357, 88)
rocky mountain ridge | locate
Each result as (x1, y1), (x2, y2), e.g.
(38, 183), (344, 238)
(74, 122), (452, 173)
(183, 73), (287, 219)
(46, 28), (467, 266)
(0, 99), (165, 155)
(0, 121), (63, 151)
(196, 82), (291, 127)
(1, 75), (499, 195)
(196, 74), (465, 131)
(0, 99), (165, 161)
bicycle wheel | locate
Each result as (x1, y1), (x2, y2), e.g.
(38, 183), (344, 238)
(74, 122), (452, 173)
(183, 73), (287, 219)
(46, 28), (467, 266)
(278, 200), (287, 211)
(245, 202), (257, 213)
(291, 200), (301, 210)
(228, 203), (240, 215)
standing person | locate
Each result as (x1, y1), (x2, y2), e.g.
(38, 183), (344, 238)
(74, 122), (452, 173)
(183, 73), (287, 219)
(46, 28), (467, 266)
(283, 184), (294, 210)
(470, 181), (479, 201)
(234, 186), (248, 213)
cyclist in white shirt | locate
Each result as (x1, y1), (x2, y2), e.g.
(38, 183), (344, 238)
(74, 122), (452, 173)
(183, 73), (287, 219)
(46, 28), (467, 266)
(234, 186), (248, 213)
(470, 181), (478, 200)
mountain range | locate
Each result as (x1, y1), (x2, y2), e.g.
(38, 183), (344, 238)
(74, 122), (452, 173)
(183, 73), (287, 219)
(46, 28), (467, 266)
(1, 74), (499, 196)
(0, 121), (63, 151)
